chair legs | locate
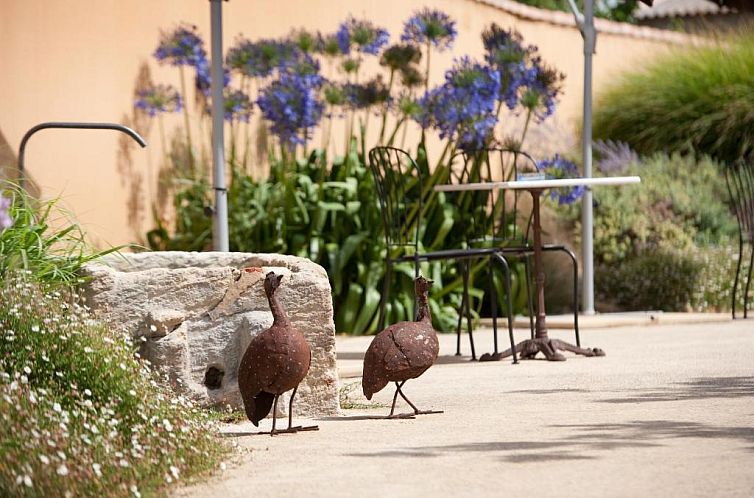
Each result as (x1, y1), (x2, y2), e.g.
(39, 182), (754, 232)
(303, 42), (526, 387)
(491, 253), (518, 364)
(455, 261), (476, 360)
(377, 262), (392, 332)
(744, 244), (753, 319)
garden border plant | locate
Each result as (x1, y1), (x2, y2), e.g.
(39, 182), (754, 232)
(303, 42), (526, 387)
(139, 10), (584, 334)
(0, 185), (227, 497)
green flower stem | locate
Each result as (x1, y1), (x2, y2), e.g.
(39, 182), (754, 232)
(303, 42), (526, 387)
(179, 65), (196, 175)
(378, 69), (395, 144)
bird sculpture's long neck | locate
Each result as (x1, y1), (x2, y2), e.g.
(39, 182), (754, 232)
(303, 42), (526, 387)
(267, 290), (291, 327)
(415, 292), (432, 324)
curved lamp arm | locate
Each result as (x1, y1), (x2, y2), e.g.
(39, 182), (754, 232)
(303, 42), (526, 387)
(17, 121), (147, 189)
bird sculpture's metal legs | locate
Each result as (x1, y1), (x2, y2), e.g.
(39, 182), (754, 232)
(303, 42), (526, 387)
(266, 387), (319, 436)
(386, 381), (443, 419)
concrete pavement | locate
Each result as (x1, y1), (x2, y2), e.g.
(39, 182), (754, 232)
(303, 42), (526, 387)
(176, 319), (754, 498)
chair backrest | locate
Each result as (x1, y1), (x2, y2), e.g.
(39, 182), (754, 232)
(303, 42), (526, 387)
(368, 146), (423, 252)
(448, 147), (540, 246)
(726, 159), (754, 244)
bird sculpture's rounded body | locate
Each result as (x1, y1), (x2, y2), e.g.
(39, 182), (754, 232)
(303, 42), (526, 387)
(362, 276), (440, 416)
(238, 272), (313, 433)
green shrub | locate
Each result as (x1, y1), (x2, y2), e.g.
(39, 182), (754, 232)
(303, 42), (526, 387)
(596, 250), (702, 311)
(595, 245), (748, 312)
(560, 152), (739, 311)
(593, 34), (754, 163)
(0, 278), (225, 497)
(0, 183), (121, 286)
(148, 150), (530, 333)
(570, 152), (737, 265)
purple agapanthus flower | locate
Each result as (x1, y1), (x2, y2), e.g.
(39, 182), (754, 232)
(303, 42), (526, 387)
(335, 17), (390, 56)
(134, 84), (183, 117)
(0, 195), (12, 230)
(226, 37), (299, 79)
(537, 155), (585, 205)
(257, 61), (324, 147)
(154, 24), (207, 67)
(483, 24), (563, 121)
(222, 89), (253, 122)
(416, 57), (500, 151)
(194, 58), (231, 97)
(401, 8), (457, 51)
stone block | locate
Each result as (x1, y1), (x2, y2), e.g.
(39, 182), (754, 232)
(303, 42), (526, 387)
(81, 251), (340, 417)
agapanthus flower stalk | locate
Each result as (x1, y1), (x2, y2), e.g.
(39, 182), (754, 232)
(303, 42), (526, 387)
(336, 17), (390, 56)
(537, 155), (585, 205)
(416, 57), (500, 152)
(134, 84), (183, 117)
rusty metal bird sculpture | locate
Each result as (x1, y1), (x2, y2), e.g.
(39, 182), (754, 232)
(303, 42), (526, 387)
(362, 276), (443, 418)
(238, 271), (318, 435)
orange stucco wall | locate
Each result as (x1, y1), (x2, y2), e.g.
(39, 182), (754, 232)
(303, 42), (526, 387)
(0, 0), (689, 247)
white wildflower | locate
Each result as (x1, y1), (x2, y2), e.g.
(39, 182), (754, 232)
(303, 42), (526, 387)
(53, 403), (62, 413)
(23, 475), (32, 487)
(56, 464), (69, 476)
(119, 459), (129, 468)
(31, 325), (40, 332)
(170, 465), (180, 480)
(84, 388), (92, 397)
(149, 324), (157, 332)
(23, 366), (31, 375)
(39, 454), (50, 465)
(83, 347), (93, 354)
(92, 463), (102, 477)
(130, 484), (141, 497)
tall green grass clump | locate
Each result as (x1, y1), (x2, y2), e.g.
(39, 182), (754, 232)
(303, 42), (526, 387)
(0, 183), (120, 286)
(593, 34), (754, 163)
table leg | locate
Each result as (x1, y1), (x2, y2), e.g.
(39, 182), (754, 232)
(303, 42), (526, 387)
(496, 189), (605, 361)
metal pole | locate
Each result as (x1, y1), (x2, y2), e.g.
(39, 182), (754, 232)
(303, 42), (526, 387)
(581, 0), (596, 314)
(210, 0), (229, 251)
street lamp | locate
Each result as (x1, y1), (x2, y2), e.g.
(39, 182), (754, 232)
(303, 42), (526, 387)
(566, 0), (653, 314)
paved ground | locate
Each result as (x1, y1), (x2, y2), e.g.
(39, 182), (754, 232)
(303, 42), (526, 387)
(177, 319), (754, 498)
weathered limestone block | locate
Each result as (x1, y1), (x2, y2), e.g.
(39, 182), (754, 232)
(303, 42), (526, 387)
(81, 252), (340, 417)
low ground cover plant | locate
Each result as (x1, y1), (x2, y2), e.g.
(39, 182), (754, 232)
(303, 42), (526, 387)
(0, 187), (225, 497)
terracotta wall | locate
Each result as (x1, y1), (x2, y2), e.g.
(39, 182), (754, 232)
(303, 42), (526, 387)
(0, 0), (691, 247)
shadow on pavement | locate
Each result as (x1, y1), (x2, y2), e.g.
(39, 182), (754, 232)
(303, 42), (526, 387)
(598, 377), (754, 404)
(554, 419), (754, 450)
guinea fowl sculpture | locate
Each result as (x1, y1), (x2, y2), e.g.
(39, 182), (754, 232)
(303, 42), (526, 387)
(238, 271), (318, 435)
(362, 276), (443, 418)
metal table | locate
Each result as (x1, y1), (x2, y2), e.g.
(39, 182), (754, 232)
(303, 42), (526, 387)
(435, 176), (641, 361)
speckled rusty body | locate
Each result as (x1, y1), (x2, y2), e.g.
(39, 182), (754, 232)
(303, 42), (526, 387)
(238, 272), (314, 433)
(362, 277), (441, 417)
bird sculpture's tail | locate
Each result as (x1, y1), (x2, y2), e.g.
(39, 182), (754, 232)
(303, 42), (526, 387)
(243, 390), (275, 426)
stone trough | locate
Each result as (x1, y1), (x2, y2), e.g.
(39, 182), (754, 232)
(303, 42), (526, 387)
(81, 251), (340, 417)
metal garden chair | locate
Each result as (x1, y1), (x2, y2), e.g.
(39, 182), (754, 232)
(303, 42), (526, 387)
(448, 148), (581, 350)
(725, 159), (754, 319)
(368, 146), (518, 363)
